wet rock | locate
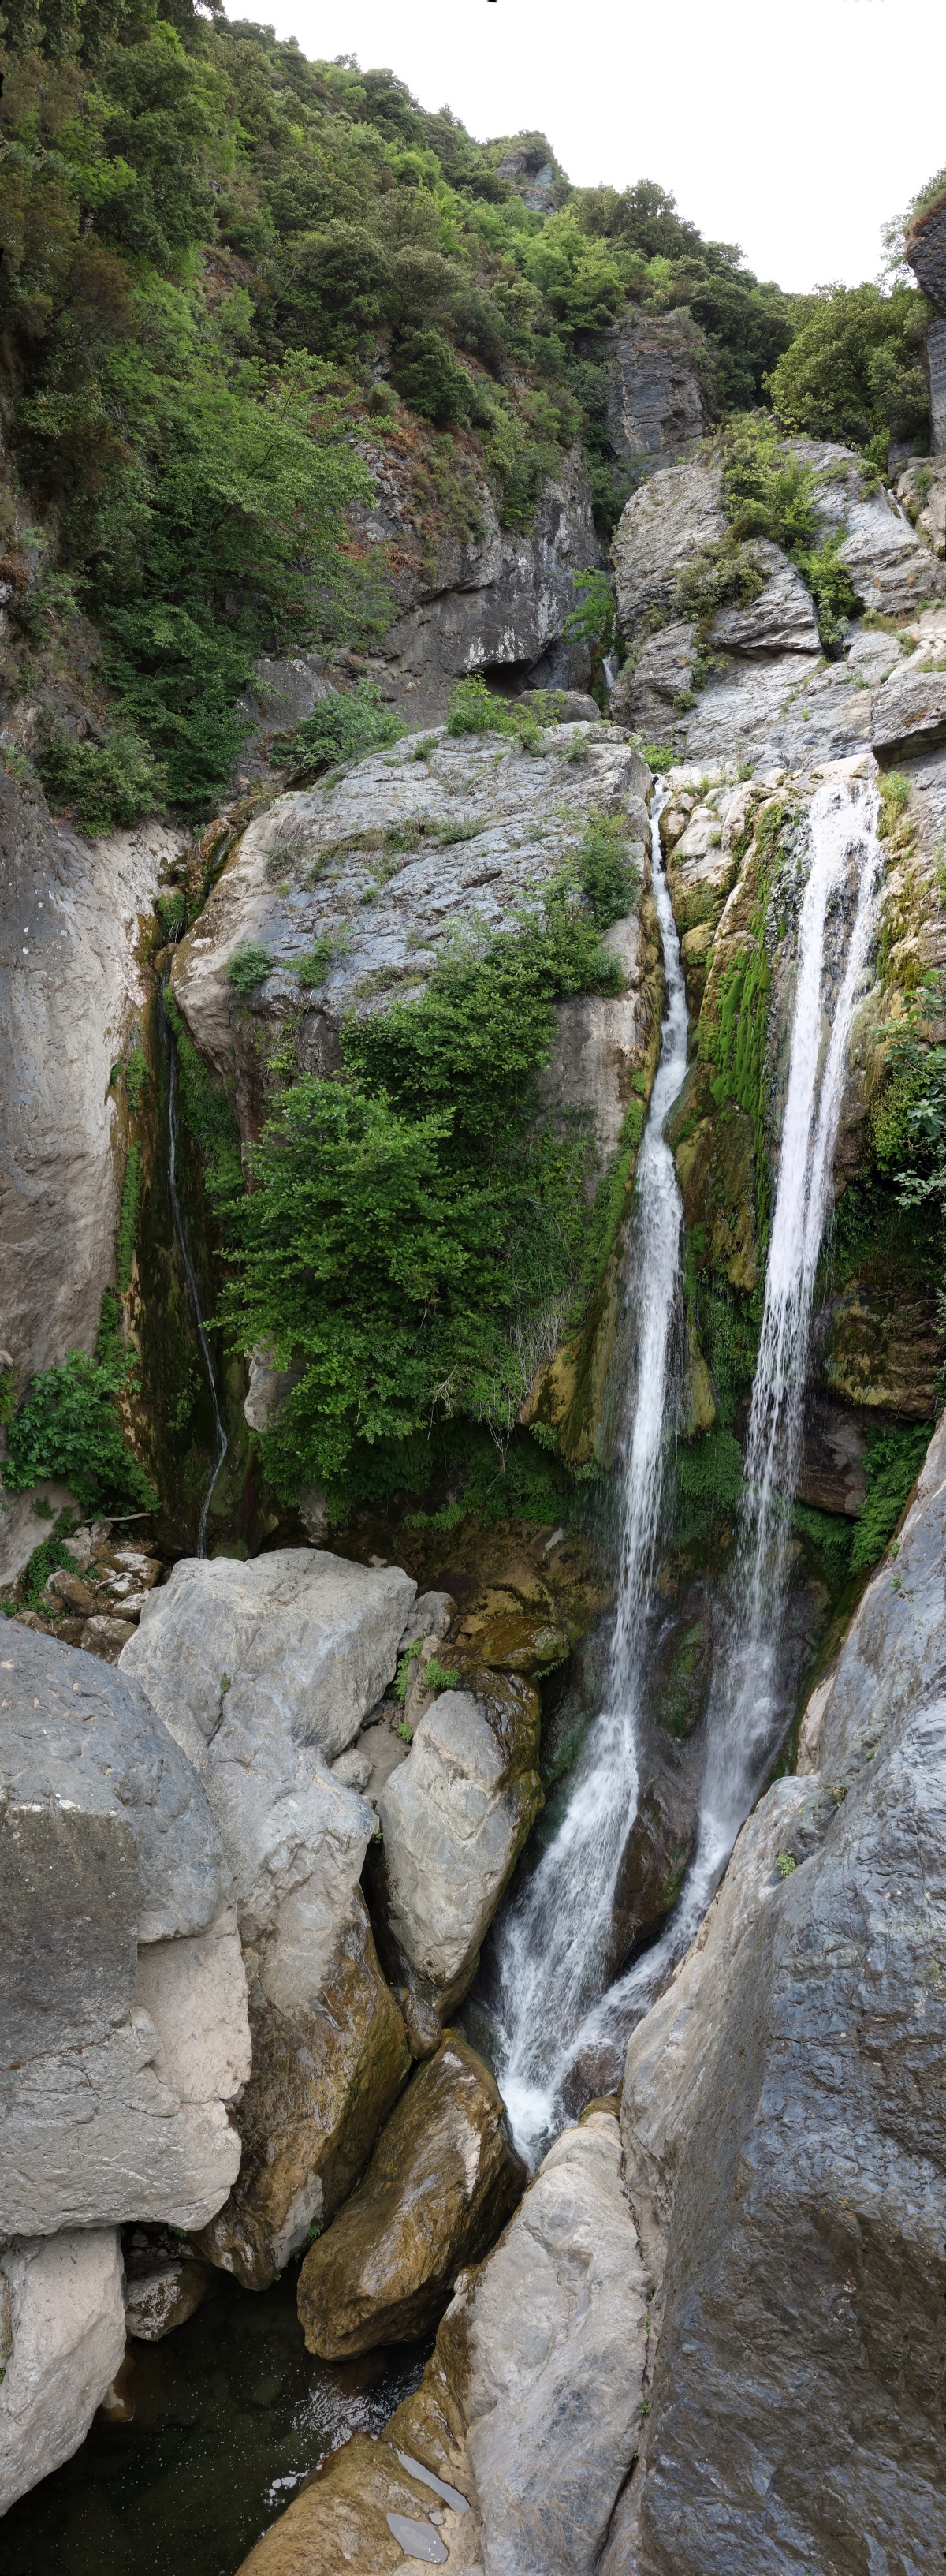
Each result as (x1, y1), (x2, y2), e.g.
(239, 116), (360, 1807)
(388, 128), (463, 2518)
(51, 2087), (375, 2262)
(611, 1421), (946, 2576)
(0, 1626), (249, 2236)
(0, 2231), (126, 2513)
(605, 1757), (699, 1981)
(197, 1896), (409, 2293)
(240, 2113), (646, 2576)
(818, 1281), (944, 1417)
(605, 312), (709, 471)
(795, 1394), (869, 1514)
(872, 663), (946, 755)
(297, 2033), (524, 2358)
(124, 2253), (214, 2341)
(463, 2112), (647, 2576)
(368, 1672), (542, 2049)
(120, 1549), (415, 1772)
(233, 2303), (478, 2573)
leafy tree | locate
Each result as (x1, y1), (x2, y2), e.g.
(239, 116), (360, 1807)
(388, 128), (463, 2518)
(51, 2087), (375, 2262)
(767, 282), (930, 457)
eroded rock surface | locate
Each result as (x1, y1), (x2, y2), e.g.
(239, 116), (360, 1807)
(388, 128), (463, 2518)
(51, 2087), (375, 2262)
(239, 2110), (645, 2576)
(0, 2232), (126, 2515)
(368, 1671), (542, 2048)
(609, 1417), (946, 2574)
(297, 2033), (523, 2356)
(121, 1552), (416, 2287)
(0, 1626), (248, 2237)
(121, 1549), (415, 1772)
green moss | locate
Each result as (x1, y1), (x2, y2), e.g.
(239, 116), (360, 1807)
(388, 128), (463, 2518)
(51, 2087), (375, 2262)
(116, 1144), (142, 1294)
(165, 993), (243, 1214)
(669, 1425), (744, 1547)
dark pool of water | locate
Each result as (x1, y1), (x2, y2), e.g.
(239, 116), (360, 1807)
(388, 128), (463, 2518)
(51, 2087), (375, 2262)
(3, 2272), (429, 2576)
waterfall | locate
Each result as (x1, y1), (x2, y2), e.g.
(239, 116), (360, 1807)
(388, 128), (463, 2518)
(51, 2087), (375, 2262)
(569, 770), (884, 2072)
(698, 770), (883, 1857)
(490, 782), (690, 2159)
(162, 992), (229, 1556)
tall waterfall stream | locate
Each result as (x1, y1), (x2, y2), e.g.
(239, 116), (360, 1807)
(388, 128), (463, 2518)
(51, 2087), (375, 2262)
(491, 771), (883, 2159)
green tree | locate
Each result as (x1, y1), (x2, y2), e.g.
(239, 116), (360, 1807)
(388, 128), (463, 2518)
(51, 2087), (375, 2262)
(767, 282), (930, 456)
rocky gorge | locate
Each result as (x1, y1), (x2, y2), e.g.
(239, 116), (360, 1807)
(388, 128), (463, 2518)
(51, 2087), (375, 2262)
(2, 10), (946, 2570)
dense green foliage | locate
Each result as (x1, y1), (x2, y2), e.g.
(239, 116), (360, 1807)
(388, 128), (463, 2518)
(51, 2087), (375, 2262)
(219, 888), (626, 1498)
(849, 1425), (929, 1574)
(3, 1318), (158, 1510)
(768, 282), (930, 458)
(275, 678), (405, 778)
(0, 0), (805, 829)
(227, 941), (272, 995)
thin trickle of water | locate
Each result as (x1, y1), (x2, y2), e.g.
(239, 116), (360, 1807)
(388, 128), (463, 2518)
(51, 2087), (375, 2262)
(573, 771), (885, 2068)
(491, 782), (690, 2159)
(162, 994), (229, 1556)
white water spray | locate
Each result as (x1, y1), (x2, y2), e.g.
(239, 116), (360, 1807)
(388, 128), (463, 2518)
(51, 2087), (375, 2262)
(491, 783), (689, 2158)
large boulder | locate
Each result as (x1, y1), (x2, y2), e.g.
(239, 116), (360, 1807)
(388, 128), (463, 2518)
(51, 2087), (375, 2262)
(0, 2231), (126, 2516)
(247, 2111), (646, 2576)
(367, 1671), (543, 2050)
(0, 1626), (249, 2238)
(120, 1549), (415, 1772)
(605, 1417), (946, 2574)
(610, 461), (726, 639)
(872, 663), (946, 756)
(196, 1895), (409, 2292)
(297, 2033), (524, 2357)
(121, 1551), (417, 2290)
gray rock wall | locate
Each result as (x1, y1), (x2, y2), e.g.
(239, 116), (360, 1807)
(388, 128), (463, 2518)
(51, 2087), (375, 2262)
(608, 1419), (946, 2573)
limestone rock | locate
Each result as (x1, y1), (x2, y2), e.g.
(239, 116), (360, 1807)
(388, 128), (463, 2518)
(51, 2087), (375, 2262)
(818, 1280), (944, 1417)
(897, 456), (946, 554)
(124, 2253), (214, 2341)
(612, 1421), (946, 2575)
(609, 621), (697, 737)
(605, 312), (709, 469)
(538, 907), (658, 1179)
(169, 723), (652, 1152)
(610, 461), (726, 638)
(795, 1394), (868, 1514)
(871, 663), (946, 755)
(369, 1672), (542, 2048)
(237, 2113), (646, 2576)
(80, 1612), (136, 1663)
(464, 2113), (647, 2576)
(297, 2033), (524, 2357)
(0, 1626), (248, 2236)
(0, 2231), (126, 2514)
(120, 1548), (415, 1772)
(710, 538), (819, 657)
(0, 767), (184, 1411)
(379, 444), (601, 693)
(197, 1895), (410, 2293)
(605, 1759), (698, 1982)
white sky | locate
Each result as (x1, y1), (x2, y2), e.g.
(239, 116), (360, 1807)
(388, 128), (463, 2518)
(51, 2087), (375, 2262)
(225, 0), (946, 293)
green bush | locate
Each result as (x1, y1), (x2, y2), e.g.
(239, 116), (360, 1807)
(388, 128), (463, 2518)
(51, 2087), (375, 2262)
(275, 681), (405, 778)
(227, 943), (273, 995)
(850, 1426), (930, 1574)
(116, 1144), (142, 1294)
(721, 415), (858, 655)
(390, 329), (473, 427)
(295, 937), (336, 987)
(219, 891), (624, 1495)
(3, 1349), (157, 1514)
(766, 282), (930, 456)
(575, 812), (640, 928)
(672, 537), (766, 633)
(445, 675), (544, 747)
(34, 727), (168, 837)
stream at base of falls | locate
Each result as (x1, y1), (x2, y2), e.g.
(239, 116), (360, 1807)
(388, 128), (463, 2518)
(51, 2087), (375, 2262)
(2, 2275), (429, 2576)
